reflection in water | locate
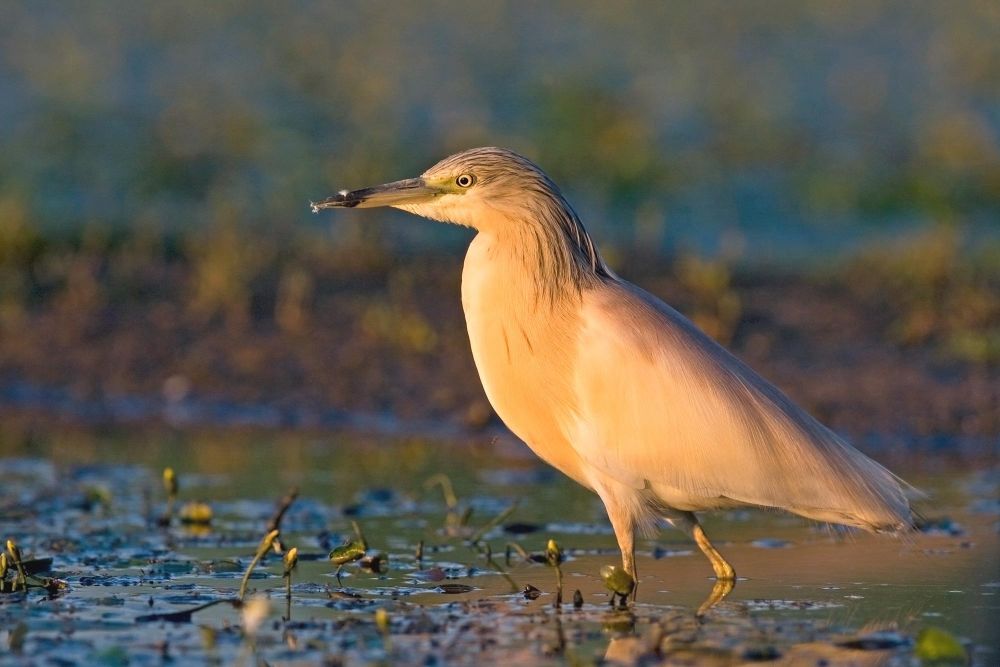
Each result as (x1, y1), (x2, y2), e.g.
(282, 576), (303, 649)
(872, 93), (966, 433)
(697, 577), (736, 617)
(0, 428), (996, 664)
(603, 606), (930, 665)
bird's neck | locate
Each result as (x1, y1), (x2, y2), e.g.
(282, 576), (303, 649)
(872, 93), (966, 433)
(470, 201), (610, 307)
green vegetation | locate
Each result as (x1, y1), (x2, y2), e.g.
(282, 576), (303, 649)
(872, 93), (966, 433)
(1, 210), (995, 360)
(545, 538), (565, 608)
(1, 3), (996, 661)
(0, 3), (995, 443)
(239, 529), (280, 601)
(915, 626), (969, 665)
(1, 539), (67, 595)
(0, 215), (995, 444)
(600, 564), (636, 608)
(675, 253), (743, 345)
(0, 427), (997, 663)
(328, 521), (368, 584)
(837, 227), (1000, 363)
(1, 2), (997, 245)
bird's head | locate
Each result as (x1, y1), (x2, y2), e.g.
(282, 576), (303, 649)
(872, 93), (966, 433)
(311, 147), (567, 230)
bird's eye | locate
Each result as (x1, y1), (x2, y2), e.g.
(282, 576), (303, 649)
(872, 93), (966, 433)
(456, 174), (476, 188)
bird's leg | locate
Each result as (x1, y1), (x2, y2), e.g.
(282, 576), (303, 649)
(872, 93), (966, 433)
(692, 523), (735, 581)
(691, 520), (737, 616)
(662, 509), (735, 615)
(597, 489), (638, 600)
(662, 509), (735, 581)
(612, 517), (638, 600)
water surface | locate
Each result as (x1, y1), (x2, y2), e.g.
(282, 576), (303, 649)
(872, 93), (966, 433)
(1, 429), (996, 664)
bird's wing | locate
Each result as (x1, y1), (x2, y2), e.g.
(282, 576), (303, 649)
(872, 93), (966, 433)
(568, 279), (912, 530)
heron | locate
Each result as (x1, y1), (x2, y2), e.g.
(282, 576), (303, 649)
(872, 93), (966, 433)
(312, 147), (915, 609)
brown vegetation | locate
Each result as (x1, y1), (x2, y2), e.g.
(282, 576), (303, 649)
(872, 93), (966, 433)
(0, 224), (996, 448)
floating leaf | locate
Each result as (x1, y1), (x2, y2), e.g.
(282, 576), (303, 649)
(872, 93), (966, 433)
(915, 627), (967, 664)
(329, 541), (366, 566)
(600, 565), (635, 597)
(20, 557), (53, 576)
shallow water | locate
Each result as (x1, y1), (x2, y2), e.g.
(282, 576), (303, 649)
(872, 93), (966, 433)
(1, 429), (997, 665)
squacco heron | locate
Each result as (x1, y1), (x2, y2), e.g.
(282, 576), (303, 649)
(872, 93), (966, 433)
(312, 147), (915, 607)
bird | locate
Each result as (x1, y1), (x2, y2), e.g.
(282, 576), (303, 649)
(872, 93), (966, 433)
(311, 146), (916, 610)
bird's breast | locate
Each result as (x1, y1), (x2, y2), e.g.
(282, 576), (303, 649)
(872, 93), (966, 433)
(460, 234), (589, 486)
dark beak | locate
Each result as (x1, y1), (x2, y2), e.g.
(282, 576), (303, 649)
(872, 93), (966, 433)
(310, 177), (442, 212)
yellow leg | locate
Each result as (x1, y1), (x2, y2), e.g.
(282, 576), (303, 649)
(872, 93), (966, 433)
(692, 523), (735, 581)
(663, 509), (737, 614)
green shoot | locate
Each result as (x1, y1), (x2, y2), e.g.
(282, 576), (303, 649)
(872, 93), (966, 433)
(239, 529), (280, 601)
(283, 547), (298, 621)
(546, 539), (564, 608)
(467, 502), (517, 546)
(160, 467), (178, 527)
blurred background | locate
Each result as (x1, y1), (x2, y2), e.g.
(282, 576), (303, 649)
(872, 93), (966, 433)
(0, 1), (997, 450)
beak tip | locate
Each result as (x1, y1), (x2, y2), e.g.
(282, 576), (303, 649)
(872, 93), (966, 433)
(311, 190), (358, 212)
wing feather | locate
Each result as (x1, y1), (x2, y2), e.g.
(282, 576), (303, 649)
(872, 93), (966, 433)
(569, 280), (913, 531)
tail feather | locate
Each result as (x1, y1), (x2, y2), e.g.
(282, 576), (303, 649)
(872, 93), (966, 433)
(781, 424), (919, 533)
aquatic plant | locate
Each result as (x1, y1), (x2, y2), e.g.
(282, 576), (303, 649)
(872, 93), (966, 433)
(374, 607), (391, 653)
(282, 546), (298, 621)
(600, 564), (635, 608)
(265, 487), (299, 553)
(239, 529), (280, 601)
(425, 473), (470, 535)
(545, 539), (565, 608)
(329, 521), (367, 584)
(178, 501), (213, 527)
(1, 539), (67, 596)
(467, 502), (518, 547)
(159, 467), (178, 526)
(915, 626), (968, 664)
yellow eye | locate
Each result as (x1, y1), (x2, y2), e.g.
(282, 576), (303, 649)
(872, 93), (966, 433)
(456, 174), (475, 188)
